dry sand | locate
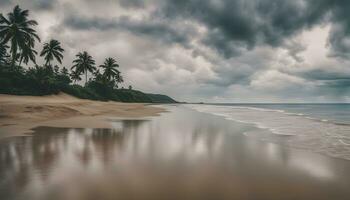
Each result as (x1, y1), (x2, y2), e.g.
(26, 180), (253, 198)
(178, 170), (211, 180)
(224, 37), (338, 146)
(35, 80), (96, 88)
(0, 93), (165, 139)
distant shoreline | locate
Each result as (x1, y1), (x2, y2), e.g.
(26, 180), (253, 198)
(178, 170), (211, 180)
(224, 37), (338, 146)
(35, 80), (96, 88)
(0, 93), (165, 139)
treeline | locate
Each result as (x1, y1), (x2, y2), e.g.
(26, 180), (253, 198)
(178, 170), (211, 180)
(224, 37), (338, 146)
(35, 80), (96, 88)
(0, 6), (176, 103)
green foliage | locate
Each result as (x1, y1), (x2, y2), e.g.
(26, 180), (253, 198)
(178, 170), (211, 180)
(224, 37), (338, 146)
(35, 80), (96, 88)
(99, 57), (123, 88)
(40, 39), (64, 66)
(0, 64), (70, 95)
(0, 64), (27, 95)
(100, 58), (119, 81)
(0, 43), (9, 64)
(114, 89), (152, 102)
(147, 93), (178, 103)
(86, 78), (116, 100)
(70, 69), (82, 83)
(0, 5), (40, 66)
(19, 38), (37, 65)
(71, 51), (96, 85)
(0, 63), (177, 103)
(62, 84), (103, 101)
(112, 90), (177, 103)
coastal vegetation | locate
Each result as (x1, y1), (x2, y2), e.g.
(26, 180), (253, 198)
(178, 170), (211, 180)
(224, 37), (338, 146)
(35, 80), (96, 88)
(0, 5), (176, 103)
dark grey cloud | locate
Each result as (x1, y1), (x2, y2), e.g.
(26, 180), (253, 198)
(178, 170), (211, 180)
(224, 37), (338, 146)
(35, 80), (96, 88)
(317, 79), (350, 98)
(325, 1), (350, 59)
(0, 0), (57, 11)
(286, 67), (350, 97)
(323, 79), (350, 88)
(64, 14), (196, 47)
(155, 0), (350, 59)
(207, 48), (274, 87)
(327, 24), (350, 59)
(301, 68), (350, 81)
(58, 0), (350, 59)
(154, 0), (330, 58)
(0, 0), (11, 6)
(119, 0), (145, 8)
(32, 0), (57, 10)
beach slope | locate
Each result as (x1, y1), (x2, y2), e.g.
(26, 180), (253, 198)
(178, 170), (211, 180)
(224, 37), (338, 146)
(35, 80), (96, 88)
(0, 93), (164, 139)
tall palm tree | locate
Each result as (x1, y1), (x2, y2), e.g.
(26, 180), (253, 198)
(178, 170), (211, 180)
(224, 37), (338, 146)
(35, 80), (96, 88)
(99, 57), (120, 81)
(0, 5), (40, 66)
(40, 39), (64, 66)
(71, 51), (96, 85)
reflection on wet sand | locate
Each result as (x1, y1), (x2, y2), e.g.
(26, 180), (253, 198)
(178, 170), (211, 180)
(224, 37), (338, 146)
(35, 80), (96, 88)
(0, 106), (350, 200)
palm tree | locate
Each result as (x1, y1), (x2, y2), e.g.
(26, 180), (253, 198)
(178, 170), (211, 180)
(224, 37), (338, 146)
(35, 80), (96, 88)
(115, 73), (124, 88)
(0, 5), (40, 66)
(40, 39), (64, 66)
(61, 67), (69, 76)
(71, 51), (96, 85)
(0, 43), (8, 64)
(70, 70), (82, 84)
(19, 38), (37, 65)
(99, 57), (120, 81)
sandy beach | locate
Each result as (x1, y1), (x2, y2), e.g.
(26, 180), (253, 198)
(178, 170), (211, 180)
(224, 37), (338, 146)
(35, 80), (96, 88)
(0, 93), (165, 139)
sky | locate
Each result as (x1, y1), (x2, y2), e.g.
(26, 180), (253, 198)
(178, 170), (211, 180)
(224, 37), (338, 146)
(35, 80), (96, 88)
(1, 0), (350, 103)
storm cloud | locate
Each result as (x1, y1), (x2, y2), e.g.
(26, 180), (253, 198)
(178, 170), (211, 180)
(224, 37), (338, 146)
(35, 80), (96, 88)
(1, 0), (350, 102)
(57, 0), (350, 59)
(63, 15), (197, 46)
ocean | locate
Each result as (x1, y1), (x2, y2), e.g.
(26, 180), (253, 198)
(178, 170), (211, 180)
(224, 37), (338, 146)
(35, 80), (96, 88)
(187, 103), (350, 160)
(218, 104), (350, 124)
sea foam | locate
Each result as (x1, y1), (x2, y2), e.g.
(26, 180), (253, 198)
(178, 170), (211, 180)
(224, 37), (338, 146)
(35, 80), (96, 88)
(187, 104), (350, 160)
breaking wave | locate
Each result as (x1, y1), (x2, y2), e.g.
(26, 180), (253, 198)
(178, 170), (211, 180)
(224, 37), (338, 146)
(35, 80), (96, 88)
(187, 104), (350, 160)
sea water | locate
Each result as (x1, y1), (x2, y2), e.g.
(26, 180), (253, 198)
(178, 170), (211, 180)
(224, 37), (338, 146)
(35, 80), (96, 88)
(187, 104), (350, 160)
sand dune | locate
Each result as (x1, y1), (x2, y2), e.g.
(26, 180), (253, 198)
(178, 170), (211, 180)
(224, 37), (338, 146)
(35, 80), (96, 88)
(0, 93), (165, 139)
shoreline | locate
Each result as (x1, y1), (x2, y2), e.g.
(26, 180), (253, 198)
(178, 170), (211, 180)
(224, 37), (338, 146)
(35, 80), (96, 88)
(2, 105), (350, 200)
(0, 93), (165, 139)
(188, 104), (350, 161)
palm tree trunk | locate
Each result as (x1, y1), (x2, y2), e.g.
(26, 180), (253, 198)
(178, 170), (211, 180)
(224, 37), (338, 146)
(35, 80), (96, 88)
(85, 71), (87, 86)
(11, 51), (16, 68)
(18, 55), (23, 66)
(17, 49), (23, 66)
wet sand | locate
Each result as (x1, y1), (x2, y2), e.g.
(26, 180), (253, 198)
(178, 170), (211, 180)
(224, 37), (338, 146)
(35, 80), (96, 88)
(0, 93), (164, 139)
(0, 105), (350, 200)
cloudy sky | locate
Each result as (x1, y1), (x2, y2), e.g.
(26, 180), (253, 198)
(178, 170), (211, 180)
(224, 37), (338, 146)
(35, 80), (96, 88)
(1, 0), (350, 102)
